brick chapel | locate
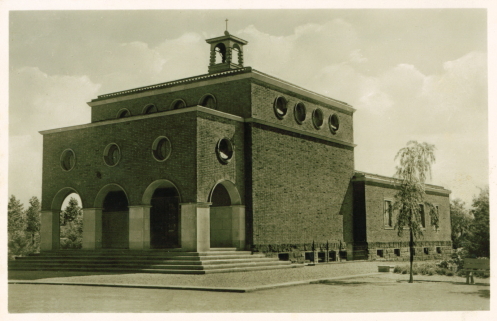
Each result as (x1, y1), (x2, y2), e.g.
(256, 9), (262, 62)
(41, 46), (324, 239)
(39, 30), (453, 264)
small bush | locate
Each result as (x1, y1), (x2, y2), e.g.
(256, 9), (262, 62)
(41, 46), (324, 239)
(393, 262), (458, 277)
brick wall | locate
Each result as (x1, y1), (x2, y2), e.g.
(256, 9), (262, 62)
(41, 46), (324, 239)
(42, 112), (198, 210)
(249, 125), (355, 251)
(196, 113), (245, 203)
(363, 183), (451, 244)
(359, 181), (452, 261)
(250, 83), (354, 144)
(91, 78), (252, 122)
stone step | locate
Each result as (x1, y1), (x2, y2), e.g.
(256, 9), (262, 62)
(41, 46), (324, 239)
(10, 260), (290, 271)
(9, 250), (296, 274)
(12, 257), (279, 265)
(9, 264), (299, 275)
(29, 250), (250, 257)
(15, 254), (267, 262)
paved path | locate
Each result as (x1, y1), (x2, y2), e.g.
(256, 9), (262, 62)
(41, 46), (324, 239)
(9, 261), (383, 289)
(8, 273), (490, 313)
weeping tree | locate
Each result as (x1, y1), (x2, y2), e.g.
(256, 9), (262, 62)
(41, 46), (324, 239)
(393, 141), (439, 283)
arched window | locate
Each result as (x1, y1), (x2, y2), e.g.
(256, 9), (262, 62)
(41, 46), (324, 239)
(116, 109), (131, 118)
(171, 99), (186, 110)
(143, 104), (157, 114)
(200, 94), (217, 109)
(214, 43), (226, 64)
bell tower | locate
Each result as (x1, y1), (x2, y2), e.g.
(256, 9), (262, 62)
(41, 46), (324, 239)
(206, 26), (248, 74)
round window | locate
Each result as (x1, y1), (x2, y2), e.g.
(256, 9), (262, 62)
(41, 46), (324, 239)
(216, 138), (234, 164)
(273, 97), (288, 119)
(312, 108), (324, 129)
(60, 149), (76, 171)
(329, 113), (340, 134)
(152, 136), (172, 162)
(104, 143), (121, 167)
(294, 102), (306, 124)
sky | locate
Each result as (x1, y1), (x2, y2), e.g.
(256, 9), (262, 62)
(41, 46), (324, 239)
(6, 7), (491, 209)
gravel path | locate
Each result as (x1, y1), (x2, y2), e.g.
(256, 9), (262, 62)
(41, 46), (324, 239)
(9, 261), (385, 288)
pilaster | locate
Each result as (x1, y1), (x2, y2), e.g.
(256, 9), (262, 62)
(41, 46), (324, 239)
(82, 208), (103, 250)
(40, 210), (60, 251)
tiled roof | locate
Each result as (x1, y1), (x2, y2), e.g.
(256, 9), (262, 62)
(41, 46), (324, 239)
(95, 67), (252, 100)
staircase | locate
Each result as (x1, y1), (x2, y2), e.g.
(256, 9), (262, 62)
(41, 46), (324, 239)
(9, 248), (298, 274)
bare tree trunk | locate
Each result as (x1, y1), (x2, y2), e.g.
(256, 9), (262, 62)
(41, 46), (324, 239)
(409, 229), (414, 283)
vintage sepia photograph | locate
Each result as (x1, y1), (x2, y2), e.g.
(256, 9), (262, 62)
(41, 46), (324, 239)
(3, 1), (493, 318)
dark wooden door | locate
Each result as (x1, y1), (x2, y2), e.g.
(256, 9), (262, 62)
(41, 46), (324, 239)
(150, 192), (179, 248)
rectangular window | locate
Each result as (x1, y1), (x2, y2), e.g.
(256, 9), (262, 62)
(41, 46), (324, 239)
(278, 253), (289, 261)
(419, 204), (426, 228)
(394, 249), (401, 256)
(432, 206), (439, 231)
(384, 200), (393, 228)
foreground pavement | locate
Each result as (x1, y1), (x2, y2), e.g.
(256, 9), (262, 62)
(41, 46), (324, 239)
(7, 261), (491, 313)
(8, 272), (490, 313)
(8, 261), (384, 290)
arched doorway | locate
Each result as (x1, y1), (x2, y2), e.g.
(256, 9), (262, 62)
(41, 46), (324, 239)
(59, 193), (83, 250)
(95, 185), (129, 249)
(209, 180), (244, 248)
(142, 180), (181, 249)
(45, 187), (84, 251)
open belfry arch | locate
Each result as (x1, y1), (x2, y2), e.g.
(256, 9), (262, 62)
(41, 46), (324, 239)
(206, 29), (247, 74)
(29, 25), (452, 274)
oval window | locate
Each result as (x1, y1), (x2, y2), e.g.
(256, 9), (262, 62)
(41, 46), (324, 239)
(312, 108), (324, 129)
(216, 138), (234, 164)
(104, 143), (121, 167)
(60, 149), (76, 171)
(329, 113), (340, 134)
(274, 97), (288, 119)
(294, 102), (306, 124)
(152, 136), (172, 162)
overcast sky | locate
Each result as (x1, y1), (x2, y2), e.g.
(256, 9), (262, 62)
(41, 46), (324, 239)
(7, 8), (489, 208)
